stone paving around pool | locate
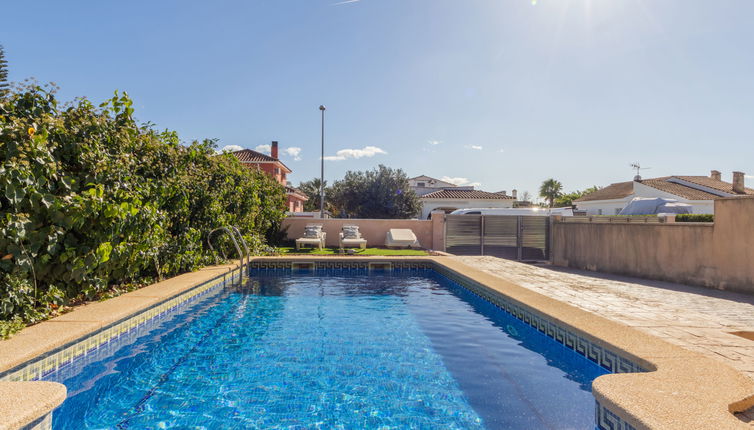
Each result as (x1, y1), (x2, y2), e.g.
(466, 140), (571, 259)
(453, 256), (754, 424)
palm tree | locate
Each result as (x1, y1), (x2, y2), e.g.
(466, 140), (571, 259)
(539, 178), (563, 207)
(298, 178), (328, 212)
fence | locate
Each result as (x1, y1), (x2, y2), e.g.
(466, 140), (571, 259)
(444, 215), (550, 261)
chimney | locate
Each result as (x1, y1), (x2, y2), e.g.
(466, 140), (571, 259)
(511, 189), (518, 199)
(710, 170), (721, 181)
(271, 141), (279, 159)
(732, 171), (745, 194)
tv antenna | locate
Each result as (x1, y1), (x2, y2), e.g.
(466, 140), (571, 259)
(630, 162), (650, 181)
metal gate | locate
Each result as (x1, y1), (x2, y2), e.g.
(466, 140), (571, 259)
(444, 215), (550, 261)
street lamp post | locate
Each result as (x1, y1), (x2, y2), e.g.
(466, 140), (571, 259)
(319, 105), (326, 219)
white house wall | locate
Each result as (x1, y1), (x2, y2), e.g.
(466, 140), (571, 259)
(632, 182), (715, 214)
(420, 199), (514, 219)
(576, 198), (633, 216)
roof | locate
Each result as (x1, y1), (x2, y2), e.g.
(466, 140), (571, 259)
(409, 175), (435, 181)
(673, 176), (754, 196)
(409, 175), (458, 188)
(421, 189), (515, 200)
(640, 177), (722, 200)
(286, 186), (309, 200)
(230, 149), (291, 173)
(575, 176), (754, 202)
(574, 181), (634, 202)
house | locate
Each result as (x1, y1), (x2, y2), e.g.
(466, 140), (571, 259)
(419, 189), (517, 219)
(408, 175), (473, 196)
(409, 175), (517, 219)
(230, 141), (308, 213)
(575, 170), (753, 215)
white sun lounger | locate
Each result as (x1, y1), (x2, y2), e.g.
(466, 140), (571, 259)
(295, 224), (326, 250)
(385, 229), (420, 249)
(339, 225), (367, 249)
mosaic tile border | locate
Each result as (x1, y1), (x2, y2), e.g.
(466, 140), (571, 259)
(431, 265), (647, 374)
(430, 264), (646, 430)
(251, 258), (645, 430)
(250, 259), (433, 270)
(0, 269), (242, 383)
(20, 411), (52, 430)
(596, 400), (637, 430)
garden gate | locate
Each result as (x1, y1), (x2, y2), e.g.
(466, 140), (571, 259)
(444, 215), (550, 261)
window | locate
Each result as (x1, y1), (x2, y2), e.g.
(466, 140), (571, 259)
(417, 182), (425, 187)
(597, 209), (603, 215)
(615, 208), (622, 215)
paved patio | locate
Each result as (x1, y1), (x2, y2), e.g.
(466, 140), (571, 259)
(454, 256), (754, 423)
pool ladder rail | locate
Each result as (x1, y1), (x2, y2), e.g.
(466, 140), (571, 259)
(207, 226), (250, 283)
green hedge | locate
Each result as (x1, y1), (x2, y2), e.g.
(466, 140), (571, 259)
(675, 214), (714, 223)
(0, 85), (286, 333)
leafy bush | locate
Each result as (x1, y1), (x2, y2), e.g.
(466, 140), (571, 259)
(675, 214), (714, 223)
(328, 165), (420, 219)
(0, 85), (286, 332)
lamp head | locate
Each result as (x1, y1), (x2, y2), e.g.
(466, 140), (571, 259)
(319, 105), (326, 111)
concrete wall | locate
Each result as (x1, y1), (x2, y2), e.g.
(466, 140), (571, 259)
(552, 196), (754, 294)
(282, 217), (438, 249)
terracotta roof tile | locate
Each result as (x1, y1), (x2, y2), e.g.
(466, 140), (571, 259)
(231, 149), (277, 162)
(576, 175), (754, 202)
(421, 189), (515, 200)
(574, 182), (634, 202)
(230, 149), (291, 173)
(286, 186), (309, 200)
(640, 177), (721, 200)
(673, 176), (754, 196)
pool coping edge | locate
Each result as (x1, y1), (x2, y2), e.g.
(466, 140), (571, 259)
(1, 256), (752, 430)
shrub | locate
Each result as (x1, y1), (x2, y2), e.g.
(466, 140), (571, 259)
(0, 85), (286, 332)
(675, 214), (714, 223)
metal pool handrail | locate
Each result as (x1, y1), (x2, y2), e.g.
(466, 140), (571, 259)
(207, 227), (248, 282)
(230, 225), (251, 275)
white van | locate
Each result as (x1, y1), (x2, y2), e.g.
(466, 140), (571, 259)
(449, 207), (574, 216)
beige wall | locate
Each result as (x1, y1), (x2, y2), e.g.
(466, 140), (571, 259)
(552, 196), (754, 294)
(282, 217), (436, 249)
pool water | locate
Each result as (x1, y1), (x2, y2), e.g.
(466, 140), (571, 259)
(45, 269), (608, 429)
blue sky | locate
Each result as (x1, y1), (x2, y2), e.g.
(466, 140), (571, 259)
(3, 0), (753, 198)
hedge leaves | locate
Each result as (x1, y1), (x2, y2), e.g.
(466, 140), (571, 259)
(0, 85), (286, 329)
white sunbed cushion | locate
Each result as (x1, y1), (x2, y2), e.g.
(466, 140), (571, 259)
(303, 226), (321, 238)
(388, 229), (416, 242)
(342, 226), (360, 239)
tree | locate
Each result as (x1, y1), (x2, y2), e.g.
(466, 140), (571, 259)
(539, 178), (563, 207)
(329, 165), (420, 219)
(554, 186), (600, 207)
(0, 45), (9, 97)
(297, 178), (334, 212)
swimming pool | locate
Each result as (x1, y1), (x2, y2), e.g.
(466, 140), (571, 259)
(43, 268), (608, 429)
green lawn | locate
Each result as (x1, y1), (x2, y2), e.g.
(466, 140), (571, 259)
(275, 247), (429, 256)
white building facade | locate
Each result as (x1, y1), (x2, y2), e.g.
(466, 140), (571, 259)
(408, 175), (473, 197)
